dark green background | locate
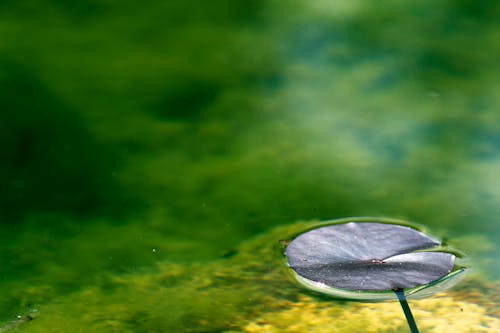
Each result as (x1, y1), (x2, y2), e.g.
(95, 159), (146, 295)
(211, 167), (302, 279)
(0, 0), (499, 331)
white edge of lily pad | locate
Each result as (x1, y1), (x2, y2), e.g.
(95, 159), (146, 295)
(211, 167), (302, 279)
(291, 268), (467, 301)
(289, 217), (443, 245)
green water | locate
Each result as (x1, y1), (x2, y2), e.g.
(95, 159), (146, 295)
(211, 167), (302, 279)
(0, 1), (499, 332)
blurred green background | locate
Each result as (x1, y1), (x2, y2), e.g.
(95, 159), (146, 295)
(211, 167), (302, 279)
(0, 0), (499, 331)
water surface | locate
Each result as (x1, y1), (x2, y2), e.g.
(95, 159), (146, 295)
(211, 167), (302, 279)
(0, 1), (499, 332)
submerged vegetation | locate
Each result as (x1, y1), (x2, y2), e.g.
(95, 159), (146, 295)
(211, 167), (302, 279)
(0, 0), (499, 331)
(1, 222), (498, 332)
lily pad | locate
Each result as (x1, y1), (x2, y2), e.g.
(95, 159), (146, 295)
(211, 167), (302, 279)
(285, 220), (466, 300)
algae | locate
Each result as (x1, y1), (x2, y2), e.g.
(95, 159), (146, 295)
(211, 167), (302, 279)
(238, 294), (500, 333)
(0, 0), (499, 332)
(1, 222), (498, 332)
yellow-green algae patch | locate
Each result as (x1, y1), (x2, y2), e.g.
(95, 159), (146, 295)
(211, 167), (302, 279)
(6, 221), (499, 333)
(238, 295), (499, 333)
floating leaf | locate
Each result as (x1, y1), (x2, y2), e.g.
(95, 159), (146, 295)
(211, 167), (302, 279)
(285, 219), (468, 333)
(286, 221), (465, 299)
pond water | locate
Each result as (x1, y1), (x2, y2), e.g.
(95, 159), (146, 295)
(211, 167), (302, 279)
(0, 1), (499, 332)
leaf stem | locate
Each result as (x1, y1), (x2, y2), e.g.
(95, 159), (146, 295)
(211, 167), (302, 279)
(394, 288), (420, 333)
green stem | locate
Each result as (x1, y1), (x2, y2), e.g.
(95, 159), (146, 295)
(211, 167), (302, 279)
(394, 288), (420, 333)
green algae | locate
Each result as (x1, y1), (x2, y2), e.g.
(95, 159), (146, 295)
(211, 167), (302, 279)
(0, 62), (125, 220)
(1, 222), (498, 332)
(0, 0), (499, 332)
